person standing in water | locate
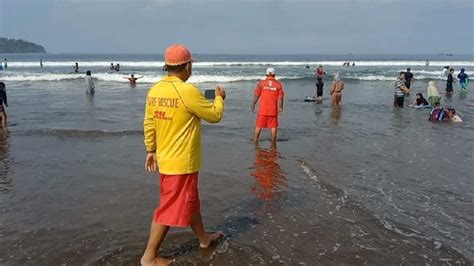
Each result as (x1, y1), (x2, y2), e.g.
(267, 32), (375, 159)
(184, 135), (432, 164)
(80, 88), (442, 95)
(252, 67), (285, 148)
(85, 71), (95, 94)
(404, 68), (414, 90)
(142, 44), (225, 266)
(40, 59), (43, 68)
(124, 74), (140, 86)
(114, 63), (120, 71)
(457, 68), (469, 91)
(0, 82), (8, 130)
(427, 81), (441, 106)
(3, 59), (7, 69)
(315, 65), (325, 79)
(442, 66), (450, 77)
(330, 72), (344, 106)
(110, 63), (115, 70)
(446, 68), (455, 94)
(315, 77), (324, 102)
(393, 72), (410, 108)
(73, 62), (79, 73)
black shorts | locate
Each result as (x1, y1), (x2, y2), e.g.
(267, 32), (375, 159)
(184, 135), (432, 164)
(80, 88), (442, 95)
(316, 88), (323, 97)
(405, 82), (411, 89)
(393, 96), (404, 107)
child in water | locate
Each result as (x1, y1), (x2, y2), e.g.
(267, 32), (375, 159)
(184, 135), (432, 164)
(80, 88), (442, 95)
(315, 77), (324, 102)
(446, 68), (455, 94)
(411, 93), (429, 107)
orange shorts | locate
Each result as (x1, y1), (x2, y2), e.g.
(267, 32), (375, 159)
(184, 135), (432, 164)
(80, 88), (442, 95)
(256, 115), (278, 128)
(153, 172), (200, 227)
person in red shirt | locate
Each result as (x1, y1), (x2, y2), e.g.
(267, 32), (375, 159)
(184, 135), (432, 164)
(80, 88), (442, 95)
(316, 65), (326, 78)
(251, 67), (285, 147)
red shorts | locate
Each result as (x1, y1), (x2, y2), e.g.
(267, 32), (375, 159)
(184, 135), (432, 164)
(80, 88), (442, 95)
(153, 172), (200, 227)
(256, 115), (278, 128)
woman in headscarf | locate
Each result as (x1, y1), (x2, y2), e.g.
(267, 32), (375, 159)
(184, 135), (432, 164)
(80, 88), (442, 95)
(330, 72), (344, 106)
(427, 81), (441, 107)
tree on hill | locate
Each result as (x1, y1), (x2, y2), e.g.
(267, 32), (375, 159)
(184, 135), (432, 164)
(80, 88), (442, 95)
(0, 37), (46, 53)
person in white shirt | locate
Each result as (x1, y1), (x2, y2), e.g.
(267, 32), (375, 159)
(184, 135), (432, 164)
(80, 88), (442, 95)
(85, 71), (95, 94)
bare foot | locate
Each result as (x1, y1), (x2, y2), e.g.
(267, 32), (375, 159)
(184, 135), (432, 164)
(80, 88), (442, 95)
(141, 256), (175, 266)
(199, 231), (224, 248)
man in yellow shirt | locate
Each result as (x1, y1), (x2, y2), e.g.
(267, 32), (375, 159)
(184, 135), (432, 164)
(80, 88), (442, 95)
(141, 44), (226, 265)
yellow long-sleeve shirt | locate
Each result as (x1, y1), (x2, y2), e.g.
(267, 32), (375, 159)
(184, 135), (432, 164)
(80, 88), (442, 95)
(144, 76), (224, 175)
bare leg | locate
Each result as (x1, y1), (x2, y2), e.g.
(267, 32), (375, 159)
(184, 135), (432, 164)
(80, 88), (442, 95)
(270, 128), (278, 148)
(141, 222), (173, 266)
(190, 212), (222, 248)
(253, 127), (262, 145)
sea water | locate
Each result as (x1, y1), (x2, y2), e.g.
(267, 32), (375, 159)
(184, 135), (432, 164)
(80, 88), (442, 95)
(0, 53), (473, 264)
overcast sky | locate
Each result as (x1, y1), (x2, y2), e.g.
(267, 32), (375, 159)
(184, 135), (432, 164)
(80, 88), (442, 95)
(0, 0), (473, 54)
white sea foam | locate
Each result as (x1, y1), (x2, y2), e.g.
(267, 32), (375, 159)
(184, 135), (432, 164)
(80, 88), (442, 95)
(7, 60), (474, 68)
(0, 72), (282, 84)
(0, 72), (459, 83)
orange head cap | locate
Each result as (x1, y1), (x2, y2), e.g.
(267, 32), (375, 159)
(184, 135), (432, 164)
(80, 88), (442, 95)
(164, 44), (193, 66)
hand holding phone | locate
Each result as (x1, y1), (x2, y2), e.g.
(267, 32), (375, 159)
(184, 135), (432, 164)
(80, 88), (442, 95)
(215, 86), (226, 100)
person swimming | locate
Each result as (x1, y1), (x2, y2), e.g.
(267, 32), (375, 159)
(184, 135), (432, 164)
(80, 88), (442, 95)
(414, 93), (429, 106)
(429, 104), (462, 123)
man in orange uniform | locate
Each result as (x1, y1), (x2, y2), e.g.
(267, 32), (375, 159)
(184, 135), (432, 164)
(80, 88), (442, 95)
(141, 44), (226, 265)
(251, 67), (284, 147)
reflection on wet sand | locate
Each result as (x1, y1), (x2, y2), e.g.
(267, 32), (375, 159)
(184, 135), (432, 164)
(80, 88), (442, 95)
(0, 131), (11, 192)
(251, 146), (287, 202)
(330, 106), (342, 125)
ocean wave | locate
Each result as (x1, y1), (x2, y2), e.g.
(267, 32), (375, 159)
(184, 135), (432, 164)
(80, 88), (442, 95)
(0, 73), (279, 83)
(1, 72), (463, 83)
(346, 75), (398, 81)
(7, 60), (474, 68)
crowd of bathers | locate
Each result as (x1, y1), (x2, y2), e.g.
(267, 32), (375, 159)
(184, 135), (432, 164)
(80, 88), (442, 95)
(393, 67), (468, 123)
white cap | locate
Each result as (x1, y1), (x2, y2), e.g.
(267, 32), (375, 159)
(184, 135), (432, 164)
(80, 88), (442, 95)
(266, 67), (275, 75)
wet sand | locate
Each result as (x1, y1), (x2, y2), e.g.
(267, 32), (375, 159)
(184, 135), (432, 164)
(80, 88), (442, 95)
(0, 133), (471, 265)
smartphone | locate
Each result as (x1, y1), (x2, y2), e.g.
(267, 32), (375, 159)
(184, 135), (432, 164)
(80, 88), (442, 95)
(204, 89), (215, 99)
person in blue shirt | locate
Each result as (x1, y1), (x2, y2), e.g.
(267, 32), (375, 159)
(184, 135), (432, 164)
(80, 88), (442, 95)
(457, 68), (469, 91)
